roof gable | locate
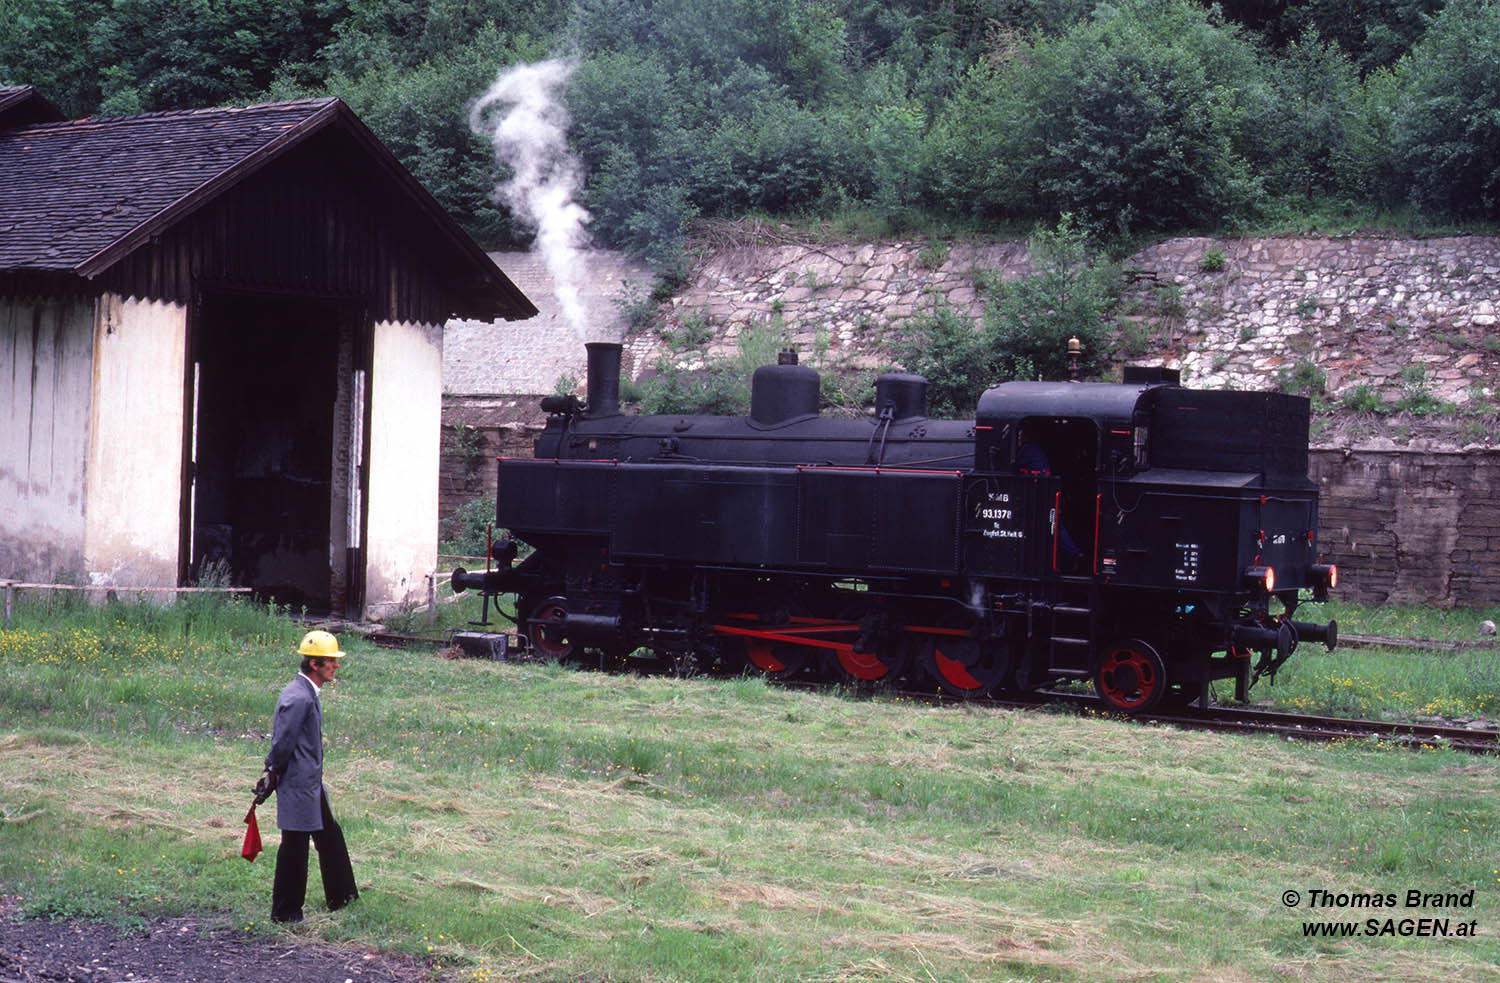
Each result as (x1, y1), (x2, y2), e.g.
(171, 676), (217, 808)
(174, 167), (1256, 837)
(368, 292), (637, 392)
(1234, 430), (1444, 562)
(0, 97), (535, 320)
(0, 86), (66, 129)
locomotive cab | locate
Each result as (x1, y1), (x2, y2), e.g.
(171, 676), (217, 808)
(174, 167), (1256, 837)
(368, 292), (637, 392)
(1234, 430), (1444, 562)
(967, 372), (1335, 711)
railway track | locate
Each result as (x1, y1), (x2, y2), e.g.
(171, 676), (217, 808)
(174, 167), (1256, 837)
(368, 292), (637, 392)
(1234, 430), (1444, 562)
(1015, 692), (1497, 752)
(1144, 702), (1499, 754)
(364, 628), (1499, 754)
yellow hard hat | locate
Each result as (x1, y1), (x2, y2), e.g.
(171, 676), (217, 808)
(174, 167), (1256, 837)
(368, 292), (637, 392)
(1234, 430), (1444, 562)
(297, 630), (344, 659)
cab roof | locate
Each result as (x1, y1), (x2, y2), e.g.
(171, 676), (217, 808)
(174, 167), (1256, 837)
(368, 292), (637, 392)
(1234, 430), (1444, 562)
(975, 381), (1165, 430)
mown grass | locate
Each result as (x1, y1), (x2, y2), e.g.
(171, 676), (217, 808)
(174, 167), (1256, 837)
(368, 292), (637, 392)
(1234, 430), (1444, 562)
(0, 595), (1497, 982)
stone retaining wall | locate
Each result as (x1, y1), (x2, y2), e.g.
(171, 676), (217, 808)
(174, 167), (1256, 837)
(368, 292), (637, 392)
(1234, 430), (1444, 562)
(629, 235), (1499, 412)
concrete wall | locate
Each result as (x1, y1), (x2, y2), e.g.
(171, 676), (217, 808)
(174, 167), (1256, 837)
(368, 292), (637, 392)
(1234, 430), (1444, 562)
(0, 297), (95, 580)
(1311, 447), (1500, 607)
(82, 295), (187, 586)
(443, 250), (652, 397)
(366, 319), (443, 614)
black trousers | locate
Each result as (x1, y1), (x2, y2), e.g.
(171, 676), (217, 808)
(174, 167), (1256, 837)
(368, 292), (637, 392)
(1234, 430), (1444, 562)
(271, 790), (358, 922)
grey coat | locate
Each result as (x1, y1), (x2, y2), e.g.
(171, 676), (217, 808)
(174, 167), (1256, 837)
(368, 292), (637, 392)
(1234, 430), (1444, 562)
(264, 674), (326, 832)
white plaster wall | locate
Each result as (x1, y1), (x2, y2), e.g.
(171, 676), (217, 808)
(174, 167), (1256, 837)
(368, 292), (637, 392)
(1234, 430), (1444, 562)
(365, 319), (442, 614)
(83, 295), (186, 586)
(0, 297), (95, 580)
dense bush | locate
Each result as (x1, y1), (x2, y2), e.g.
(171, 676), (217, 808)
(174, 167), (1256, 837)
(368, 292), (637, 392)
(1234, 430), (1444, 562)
(1010, 0), (1266, 236)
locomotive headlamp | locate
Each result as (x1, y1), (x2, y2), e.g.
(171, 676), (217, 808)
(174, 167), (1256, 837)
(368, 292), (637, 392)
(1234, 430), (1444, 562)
(1245, 565), (1275, 593)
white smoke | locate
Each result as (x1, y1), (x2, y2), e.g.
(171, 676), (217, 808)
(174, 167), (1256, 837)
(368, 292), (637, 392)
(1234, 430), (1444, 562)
(470, 60), (592, 341)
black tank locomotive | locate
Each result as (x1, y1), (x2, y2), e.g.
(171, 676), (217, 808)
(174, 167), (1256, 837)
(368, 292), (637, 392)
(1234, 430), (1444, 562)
(458, 342), (1337, 713)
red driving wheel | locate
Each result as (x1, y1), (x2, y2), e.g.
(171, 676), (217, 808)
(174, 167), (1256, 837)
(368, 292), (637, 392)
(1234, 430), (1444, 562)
(1094, 639), (1167, 713)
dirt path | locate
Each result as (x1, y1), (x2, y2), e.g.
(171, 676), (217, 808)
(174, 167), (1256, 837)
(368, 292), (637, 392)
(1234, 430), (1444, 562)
(0, 897), (433, 983)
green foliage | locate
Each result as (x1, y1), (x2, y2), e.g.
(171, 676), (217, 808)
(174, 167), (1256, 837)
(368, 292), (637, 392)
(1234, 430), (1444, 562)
(5, 0), (1500, 256)
(1198, 249), (1226, 272)
(1277, 358), (1327, 398)
(895, 217), (1116, 416)
(1394, 363), (1455, 416)
(1219, 0), (1442, 73)
(988, 0), (1266, 236)
(979, 216), (1116, 376)
(659, 311), (714, 351)
(632, 320), (785, 416)
(443, 422), (486, 464)
(439, 493), (497, 556)
(1242, 29), (1368, 203)
(1, 0), (343, 115)
(327, 24), (549, 247)
(1340, 384), (1383, 413)
(1393, 0), (1500, 221)
(890, 305), (1000, 419)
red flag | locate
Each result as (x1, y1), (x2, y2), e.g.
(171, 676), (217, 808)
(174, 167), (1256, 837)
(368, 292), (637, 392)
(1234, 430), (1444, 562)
(241, 805), (263, 862)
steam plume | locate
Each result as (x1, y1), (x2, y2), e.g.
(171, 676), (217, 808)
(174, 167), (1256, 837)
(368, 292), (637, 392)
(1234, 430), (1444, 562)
(470, 60), (592, 340)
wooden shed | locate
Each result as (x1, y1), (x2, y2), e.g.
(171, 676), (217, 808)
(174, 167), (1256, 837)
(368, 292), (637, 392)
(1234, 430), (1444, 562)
(0, 86), (536, 617)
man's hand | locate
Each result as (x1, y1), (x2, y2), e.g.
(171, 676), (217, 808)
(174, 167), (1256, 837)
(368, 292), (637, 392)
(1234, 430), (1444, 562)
(252, 769), (278, 804)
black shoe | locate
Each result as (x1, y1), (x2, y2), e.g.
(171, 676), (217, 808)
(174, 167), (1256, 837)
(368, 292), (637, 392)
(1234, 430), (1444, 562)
(271, 912), (304, 924)
(328, 891), (358, 913)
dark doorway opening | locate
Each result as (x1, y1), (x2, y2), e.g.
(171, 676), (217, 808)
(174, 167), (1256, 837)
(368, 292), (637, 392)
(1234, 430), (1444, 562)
(187, 292), (360, 614)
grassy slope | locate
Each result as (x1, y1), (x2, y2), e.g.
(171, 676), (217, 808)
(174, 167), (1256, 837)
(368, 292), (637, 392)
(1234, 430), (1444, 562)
(0, 601), (1497, 982)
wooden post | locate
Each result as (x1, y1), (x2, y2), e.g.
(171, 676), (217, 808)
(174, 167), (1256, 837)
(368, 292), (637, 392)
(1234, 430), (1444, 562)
(4, 581), (12, 629)
(427, 574), (437, 628)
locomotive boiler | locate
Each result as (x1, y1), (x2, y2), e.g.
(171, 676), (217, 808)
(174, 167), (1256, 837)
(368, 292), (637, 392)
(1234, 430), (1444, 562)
(455, 342), (1337, 713)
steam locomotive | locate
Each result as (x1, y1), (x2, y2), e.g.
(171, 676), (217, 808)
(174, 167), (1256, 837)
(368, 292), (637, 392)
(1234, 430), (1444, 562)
(455, 342), (1337, 713)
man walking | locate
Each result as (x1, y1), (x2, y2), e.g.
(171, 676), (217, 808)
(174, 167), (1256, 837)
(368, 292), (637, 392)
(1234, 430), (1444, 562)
(257, 629), (359, 923)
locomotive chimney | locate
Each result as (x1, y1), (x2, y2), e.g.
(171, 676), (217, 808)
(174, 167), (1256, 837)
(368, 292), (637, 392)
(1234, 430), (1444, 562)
(584, 341), (622, 418)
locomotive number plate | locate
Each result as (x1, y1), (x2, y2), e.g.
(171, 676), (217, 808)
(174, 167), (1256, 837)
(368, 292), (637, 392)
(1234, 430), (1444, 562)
(973, 490), (1024, 540)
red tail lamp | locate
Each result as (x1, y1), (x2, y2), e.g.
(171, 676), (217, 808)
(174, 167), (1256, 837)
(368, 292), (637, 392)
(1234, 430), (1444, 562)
(1310, 563), (1337, 600)
(1245, 565), (1275, 593)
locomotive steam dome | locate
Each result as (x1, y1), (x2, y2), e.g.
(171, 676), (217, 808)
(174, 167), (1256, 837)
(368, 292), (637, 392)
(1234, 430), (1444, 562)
(749, 350), (820, 426)
(874, 373), (929, 421)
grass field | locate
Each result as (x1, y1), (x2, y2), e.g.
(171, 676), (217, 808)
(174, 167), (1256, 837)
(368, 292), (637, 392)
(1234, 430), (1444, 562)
(1, 594), (1497, 982)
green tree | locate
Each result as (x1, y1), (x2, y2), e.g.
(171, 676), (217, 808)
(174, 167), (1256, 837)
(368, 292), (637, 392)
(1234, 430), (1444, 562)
(328, 25), (550, 247)
(1393, 0), (1500, 220)
(0, 0), (112, 115)
(93, 0), (347, 113)
(1243, 29), (1365, 202)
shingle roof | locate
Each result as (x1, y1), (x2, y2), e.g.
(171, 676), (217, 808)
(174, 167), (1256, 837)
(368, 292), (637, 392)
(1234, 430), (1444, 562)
(0, 99), (342, 271)
(0, 96), (535, 317)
